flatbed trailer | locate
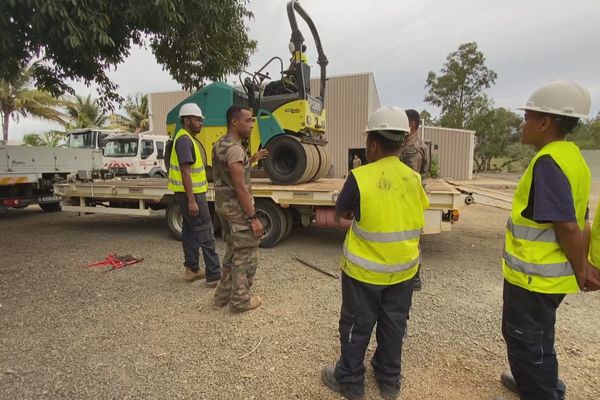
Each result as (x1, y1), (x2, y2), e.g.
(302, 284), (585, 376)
(54, 178), (466, 248)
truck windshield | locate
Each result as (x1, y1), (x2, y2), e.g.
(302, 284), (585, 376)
(67, 132), (94, 148)
(104, 139), (139, 157)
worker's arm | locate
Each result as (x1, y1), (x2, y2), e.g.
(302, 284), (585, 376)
(583, 220), (600, 291)
(250, 149), (269, 165)
(554, 221), (587, 289)
(181, 163), (199, 217)
(230, 161), (263, 239)
(335, 173), (358, 221)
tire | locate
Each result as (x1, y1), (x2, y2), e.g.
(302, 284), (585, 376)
(166, 202), (183, 241)
(149, 170), (166, 178)
(255, 199), (287, 248)
(39, 202), (61, 212)
(263, 135), (308, 184)
(302, 143), (320, 183)
(282, 207), (294, 240)
(313, 145), (330, 180)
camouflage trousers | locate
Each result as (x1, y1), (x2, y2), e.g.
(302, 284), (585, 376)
(213, 217), (259, 309)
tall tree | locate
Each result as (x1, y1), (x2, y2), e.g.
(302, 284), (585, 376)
(110, 94), (149, 133)
(569, 116), (600, 150)
(469, 107), (522, 171)
(0, 63), (64, 143)
(424, 42), (497, 129)
(0, 0), (256, 106)
(63, 95), (109, 129)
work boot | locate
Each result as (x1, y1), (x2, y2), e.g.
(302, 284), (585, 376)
(320, 365), (365, 400)
(205, 279), (219, 288)
(376, 379), (401, 400)
(231, 295), (262, 313)
(183, 267), (205, 282)
(500, 370), (566, 399)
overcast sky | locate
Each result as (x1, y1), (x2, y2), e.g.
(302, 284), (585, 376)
(9, 0), (600, 141)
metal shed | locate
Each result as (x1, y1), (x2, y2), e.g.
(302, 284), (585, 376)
(421, 126), (476, 180)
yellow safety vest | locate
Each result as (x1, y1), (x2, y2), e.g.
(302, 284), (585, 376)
(503, 141), (591, 294)
(168, 129), (208, 194)
(342, 156), (430, 285)
(590, 199), (600, 269)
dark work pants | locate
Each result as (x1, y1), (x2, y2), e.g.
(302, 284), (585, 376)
(502, 280), (566, 400)
(175, 192), (220, 281)
(334, 272), (414, 387)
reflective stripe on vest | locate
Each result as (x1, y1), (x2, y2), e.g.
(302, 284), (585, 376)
(168, 129), (208, 194)
(341, 156), (429, 286)
(502, 250), (572, 277)
(506, 219), (557, 243)
(502, 141), (590, 294)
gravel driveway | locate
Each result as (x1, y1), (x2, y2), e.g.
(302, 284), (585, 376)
(1, 204), (599, 399)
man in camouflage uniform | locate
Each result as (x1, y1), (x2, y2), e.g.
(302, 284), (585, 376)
(212, 105), (268, 312)
(400, 109), (430, 290)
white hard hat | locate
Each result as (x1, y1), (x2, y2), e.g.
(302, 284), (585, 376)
(519, 80), (591, 119)
(364, 106), (410, 141)
(179, 103), (204, 119)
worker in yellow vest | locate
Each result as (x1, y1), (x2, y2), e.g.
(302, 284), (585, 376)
(321, 106), (429, 400)
(586, 199), (600, 289)
(168, 103), (221, 287)
(499, 81), (594, 399)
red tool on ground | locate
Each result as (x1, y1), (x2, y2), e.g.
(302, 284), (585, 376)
(86, 253), (143, 272)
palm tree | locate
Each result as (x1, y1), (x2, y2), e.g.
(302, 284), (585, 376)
(0, 63), (65, 143)
(110, 93), (149, 133)
(22, 130), (66, 147)
(63, 94), (109, 129)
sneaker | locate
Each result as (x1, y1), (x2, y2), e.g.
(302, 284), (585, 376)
(320, 365), (365, 400)
(376, 379), (401, 400)
(231, 295), (262, 313)
(183, 267), (205, 282)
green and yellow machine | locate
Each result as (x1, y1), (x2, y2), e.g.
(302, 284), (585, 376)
(166, 0), (329, 185)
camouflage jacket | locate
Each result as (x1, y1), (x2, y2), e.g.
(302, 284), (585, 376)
(212, 134), (252, 220)
(400, 136), (429, 181)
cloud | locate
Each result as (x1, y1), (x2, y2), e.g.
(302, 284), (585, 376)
(7, 0), (600, 140)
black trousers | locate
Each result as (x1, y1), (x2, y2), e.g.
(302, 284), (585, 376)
(175, 192), (220, 281)
(502, 280), (566, 400)
(334, 272), (414, 387)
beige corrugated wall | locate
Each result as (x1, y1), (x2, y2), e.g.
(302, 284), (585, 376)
(148, 91), (191, 136)
(310, 72), (378, 178)
(422, 126), (475, 180)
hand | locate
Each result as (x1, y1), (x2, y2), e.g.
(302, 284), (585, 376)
(251, 149), (269, 164)
(250, 218), (264, 239)
(187, 199), (199, 217)
(584, 261), (600, 292)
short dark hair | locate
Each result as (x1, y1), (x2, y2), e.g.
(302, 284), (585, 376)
(554, 115), (579, 135)
(301, 44), (307, 52)
(367, 131), (403, 154)
(405, 109), (420, 128)
(226, 105), (251, 126)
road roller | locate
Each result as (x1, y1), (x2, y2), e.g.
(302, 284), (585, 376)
(165, 0), (330, 185)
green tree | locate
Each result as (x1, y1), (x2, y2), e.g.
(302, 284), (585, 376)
(0, 1), (256, 105)
(22, 130), (66, 147)
(0, 63), (64, 143)
(419, 110), (433, 126)
(469, 107), (522, 171)
(63, 95), (108, 129)
(424, 42), (497, 129)
(569, 117), (600, 149)
(110, 94), (149, 133)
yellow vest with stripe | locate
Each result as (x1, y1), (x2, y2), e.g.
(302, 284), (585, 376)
(168, 129), (208, 194)
(342, 156), (430, 285)
(503, 141), (590, 294)
(590, 199), (600, 269)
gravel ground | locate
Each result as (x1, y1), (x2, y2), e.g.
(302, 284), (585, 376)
(1, 203), (599, 400)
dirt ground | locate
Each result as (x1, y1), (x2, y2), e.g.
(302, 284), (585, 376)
(1, 200), (600, 399)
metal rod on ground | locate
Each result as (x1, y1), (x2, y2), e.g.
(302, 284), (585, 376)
(293, 256), (339, 279)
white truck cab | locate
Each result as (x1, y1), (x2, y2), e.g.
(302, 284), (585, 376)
(102, 132), (169, 177)
(66, 128), (121, 151)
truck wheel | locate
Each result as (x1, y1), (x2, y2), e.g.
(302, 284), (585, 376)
(256, 199), (287, 248)
(166, 202), (183, 241)
(263, 135), (307, 184)
(313, 145), (330, 180)
(40, 202), (61, 212)
(150, 170), (166, 178)
(282, 207), (294, 240)
(302, 143), (320, 183)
